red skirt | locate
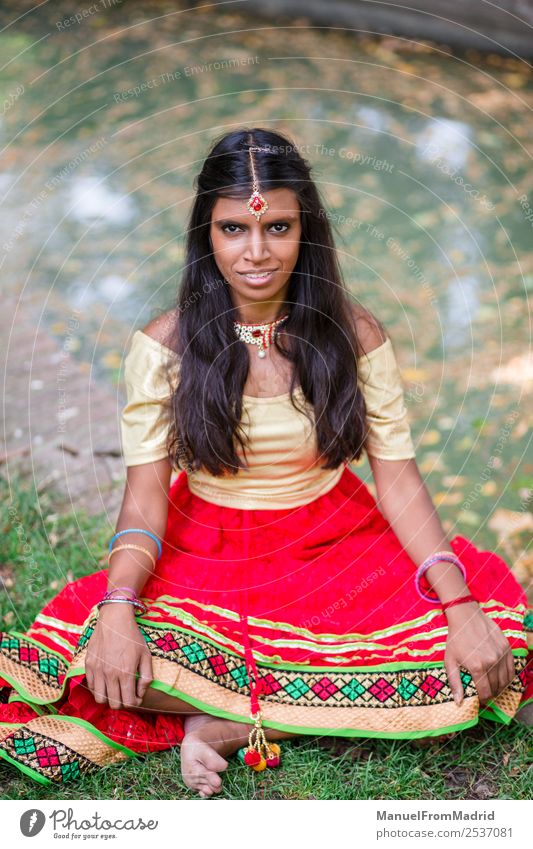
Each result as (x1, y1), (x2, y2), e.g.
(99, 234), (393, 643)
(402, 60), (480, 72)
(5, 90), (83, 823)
(1, 466), (531, 786)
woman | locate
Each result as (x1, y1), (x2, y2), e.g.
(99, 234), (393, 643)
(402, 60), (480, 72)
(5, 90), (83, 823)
(1, 128), (531, 798)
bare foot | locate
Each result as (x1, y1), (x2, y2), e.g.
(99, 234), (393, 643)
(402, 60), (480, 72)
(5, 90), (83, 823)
(180, 713), (252, 798)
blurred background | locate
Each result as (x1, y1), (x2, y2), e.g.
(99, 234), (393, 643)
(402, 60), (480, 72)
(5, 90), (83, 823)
(0, 0), (532, 595)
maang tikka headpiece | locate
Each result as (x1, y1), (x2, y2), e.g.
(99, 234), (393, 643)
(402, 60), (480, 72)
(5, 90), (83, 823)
(246, 145), (271, 220)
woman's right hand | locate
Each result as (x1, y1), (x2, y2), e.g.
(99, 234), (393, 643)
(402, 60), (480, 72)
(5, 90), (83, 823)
(84, 604), (154, 710)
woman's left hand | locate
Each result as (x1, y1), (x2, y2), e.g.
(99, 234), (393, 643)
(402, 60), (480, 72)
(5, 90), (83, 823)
(444, 602), (516, 707)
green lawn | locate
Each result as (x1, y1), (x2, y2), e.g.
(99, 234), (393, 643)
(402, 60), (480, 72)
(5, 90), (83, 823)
(1, 477), (531, 800)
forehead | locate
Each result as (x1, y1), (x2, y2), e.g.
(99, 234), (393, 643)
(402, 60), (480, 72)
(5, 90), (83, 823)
(211, 188), (300, 221)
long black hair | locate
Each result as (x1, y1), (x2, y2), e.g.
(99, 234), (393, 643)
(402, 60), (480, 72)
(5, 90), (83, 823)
(165, 127), (383, 476)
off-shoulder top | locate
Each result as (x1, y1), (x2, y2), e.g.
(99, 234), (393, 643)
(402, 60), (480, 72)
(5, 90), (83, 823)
(120, 330), (417, 509)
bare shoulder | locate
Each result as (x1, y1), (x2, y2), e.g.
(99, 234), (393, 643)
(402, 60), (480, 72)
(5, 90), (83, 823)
(349, 304), (389, 356)
(141, 309), (179, 352)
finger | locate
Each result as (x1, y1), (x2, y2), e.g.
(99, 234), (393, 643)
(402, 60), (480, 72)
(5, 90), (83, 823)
(491, 660), (506, 699)
(136, 652), (154, 702)
(499, 648), (515, 695)
(92, 674), (108, 705)
(445, 657), (464, 706)
(84, 670), (94, 694)
(473, 670), (492, 705)
(496, 654), (512, 698)
(506, 651), (516, 688)
(119, 669), (140, 710)
(489, 652), (508, 699)
(485, 660), (500, 701)
(106, 677), (123, 710)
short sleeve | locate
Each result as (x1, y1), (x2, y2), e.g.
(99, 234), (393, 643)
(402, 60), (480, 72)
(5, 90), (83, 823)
(356, 338), (416, 460)
(120, 330), (180, 466)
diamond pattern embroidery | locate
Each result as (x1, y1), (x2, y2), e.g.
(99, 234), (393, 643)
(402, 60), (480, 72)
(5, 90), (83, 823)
(398, 677), (418, 701)
(260, 672), (283, 695)
(230, 665), (249, 688)
(340, 679), (366, 701)
(77, 626), (94, 649)
(39, 657), (59, 678)
(19, 647), (39, 664)
(369, 677), (396, 703)
(36, 745), (60, 768)
(92, 621), (526, 711)
(155, 633), (179, 653)
(181, 642), (206, 664)
(420, 675), (445, 699)
(312, 677), (339, 701)
(460, 670), (473, 686)
(61, 761), (81, 781)
(14, 735), (36, 756)
(1, 727), (98, 785)
(284, 678), (310, 700)
(209, 655), (228, 676)
(0, 635), (67, 692)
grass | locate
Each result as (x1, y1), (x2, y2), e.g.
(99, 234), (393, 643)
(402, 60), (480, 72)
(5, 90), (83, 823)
(0, 476), (531, 801)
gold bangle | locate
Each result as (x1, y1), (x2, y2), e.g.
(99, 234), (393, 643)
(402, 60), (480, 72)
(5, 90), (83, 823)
(107, 544), (156, 569)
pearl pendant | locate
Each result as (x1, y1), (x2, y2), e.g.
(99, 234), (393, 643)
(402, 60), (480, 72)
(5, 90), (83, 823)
(258, 349), (266, 358)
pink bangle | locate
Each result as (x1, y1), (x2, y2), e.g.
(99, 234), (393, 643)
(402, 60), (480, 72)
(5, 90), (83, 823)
(415, 551), (467, 603)
(103, 586), (139, 599)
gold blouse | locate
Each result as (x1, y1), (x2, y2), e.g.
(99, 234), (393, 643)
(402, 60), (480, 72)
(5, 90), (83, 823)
(120, 330), (416, 509)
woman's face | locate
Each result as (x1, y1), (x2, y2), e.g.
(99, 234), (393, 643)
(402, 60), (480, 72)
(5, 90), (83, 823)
(209, 188), (302, 313)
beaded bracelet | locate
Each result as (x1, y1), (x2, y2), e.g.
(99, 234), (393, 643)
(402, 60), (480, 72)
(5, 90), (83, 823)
(109, 529), (162, 559)
(107, 544), (156, 570)
(415, 551), (467, 603)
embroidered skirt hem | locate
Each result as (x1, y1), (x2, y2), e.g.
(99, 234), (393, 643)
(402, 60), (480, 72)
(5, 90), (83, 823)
(1, 467), (531, 786)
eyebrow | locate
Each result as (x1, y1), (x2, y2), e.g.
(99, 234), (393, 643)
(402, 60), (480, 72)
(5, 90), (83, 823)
(216, 214), (300, 225)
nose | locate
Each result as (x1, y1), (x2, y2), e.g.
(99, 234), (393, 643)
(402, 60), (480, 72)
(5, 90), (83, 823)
(243, 227), (271, 263)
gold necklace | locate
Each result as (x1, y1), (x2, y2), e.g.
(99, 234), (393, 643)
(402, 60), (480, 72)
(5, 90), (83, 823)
(233, 313), (289, 358)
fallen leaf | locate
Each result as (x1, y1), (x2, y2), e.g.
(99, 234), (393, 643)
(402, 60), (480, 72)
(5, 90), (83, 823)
(491, 353), (533, 387)
(434, 491), (463, 506)
(471, 779), (497, 800)
(442, 475), (468, 487)
(457, 510), (483, 527)
(443, 767), (470, 787)
(420, 430), (442, 445)
(488, 508), (533, 540)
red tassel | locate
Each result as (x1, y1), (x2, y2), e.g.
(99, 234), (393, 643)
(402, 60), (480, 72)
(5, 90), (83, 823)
(244, 749), (261, 766)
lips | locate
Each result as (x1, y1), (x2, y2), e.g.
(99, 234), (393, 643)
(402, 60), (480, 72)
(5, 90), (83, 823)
(237, 269), (278, 284)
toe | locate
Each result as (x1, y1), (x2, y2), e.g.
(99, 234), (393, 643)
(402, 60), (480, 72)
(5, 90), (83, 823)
(198, 783), (213, 798)
(204, 748), (229, 773)
(180, 764), (206, 792)
(205, 770), (223, 792)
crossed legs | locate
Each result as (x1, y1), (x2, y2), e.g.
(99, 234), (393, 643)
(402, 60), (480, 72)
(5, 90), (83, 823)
(138, 685), (298, 798)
